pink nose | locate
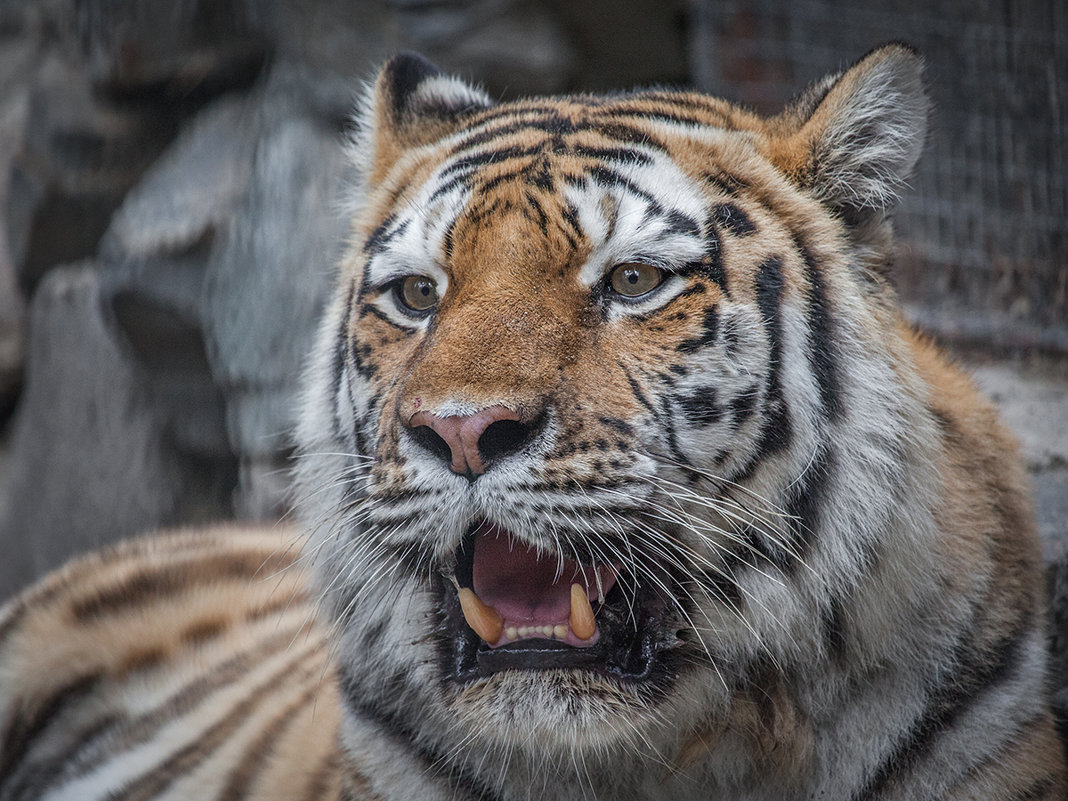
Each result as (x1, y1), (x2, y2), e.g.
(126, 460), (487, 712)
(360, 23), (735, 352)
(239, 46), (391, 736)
(408, 406), (525, 477)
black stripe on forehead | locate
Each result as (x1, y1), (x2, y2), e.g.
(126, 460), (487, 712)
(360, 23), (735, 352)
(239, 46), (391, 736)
(362, 214), (407, 256)
(451, 108), (670, 159)
(586, 166), (661, 210)
(438, 144), (546, 179)
(623, 91), (735, 120)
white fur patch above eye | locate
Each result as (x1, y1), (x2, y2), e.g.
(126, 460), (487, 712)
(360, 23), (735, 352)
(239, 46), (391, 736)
(567, 155), (708, 290)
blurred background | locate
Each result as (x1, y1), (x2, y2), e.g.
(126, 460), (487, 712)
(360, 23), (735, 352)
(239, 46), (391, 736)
(0, 0), (1063, 641)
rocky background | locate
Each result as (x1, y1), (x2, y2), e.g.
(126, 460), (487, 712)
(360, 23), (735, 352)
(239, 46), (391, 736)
(0, 0), (1064, 733)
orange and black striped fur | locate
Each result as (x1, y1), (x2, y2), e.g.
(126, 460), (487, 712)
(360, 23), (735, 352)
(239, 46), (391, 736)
(3, 45), (1065, 800)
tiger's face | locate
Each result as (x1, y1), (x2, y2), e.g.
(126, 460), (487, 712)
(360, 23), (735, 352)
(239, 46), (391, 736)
(297, 47), (928, 771)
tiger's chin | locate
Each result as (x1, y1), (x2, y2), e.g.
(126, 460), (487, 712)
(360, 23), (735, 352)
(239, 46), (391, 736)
(444, 667), (673, 757)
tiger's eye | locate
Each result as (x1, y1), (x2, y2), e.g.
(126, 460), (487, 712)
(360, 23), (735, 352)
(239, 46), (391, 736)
(609, 262), (663, 298)
(398, 276), (439, 312)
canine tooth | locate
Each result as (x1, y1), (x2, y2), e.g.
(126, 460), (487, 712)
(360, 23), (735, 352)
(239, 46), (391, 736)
(458, 588), (503, 644)
(553, 624), (568, 639)
(570, 583), (597, 640)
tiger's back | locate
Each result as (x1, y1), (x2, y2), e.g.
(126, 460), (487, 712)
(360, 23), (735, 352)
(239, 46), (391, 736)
(0, 528), (341, 801)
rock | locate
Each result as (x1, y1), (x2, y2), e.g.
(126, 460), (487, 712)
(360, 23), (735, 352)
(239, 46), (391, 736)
(246, 0), (399, 82)
(0, 39), (32, 423)
(201, 63), (356, 517)
(390, 0), (575, 96)
(5, 52), (180, 292)
(970, 359), (1068, 563)
(74, 0), (268, 98)
(100, 93), (258, 261)
(0, 264), (236, 599)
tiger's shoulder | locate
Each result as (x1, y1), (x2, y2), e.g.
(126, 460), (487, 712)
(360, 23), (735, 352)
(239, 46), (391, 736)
(0, 526), (343, 801)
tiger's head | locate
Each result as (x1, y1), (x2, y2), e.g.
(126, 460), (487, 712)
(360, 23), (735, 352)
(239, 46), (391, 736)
(296, 45), (930, 791)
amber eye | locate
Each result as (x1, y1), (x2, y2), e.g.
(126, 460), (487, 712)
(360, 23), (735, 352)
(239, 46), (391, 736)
(397, 276), (439, 312)
(609, 262), (664, 298)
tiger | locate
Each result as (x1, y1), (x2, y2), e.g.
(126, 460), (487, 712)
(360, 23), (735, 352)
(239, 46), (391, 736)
(1, 42), (1065, 800)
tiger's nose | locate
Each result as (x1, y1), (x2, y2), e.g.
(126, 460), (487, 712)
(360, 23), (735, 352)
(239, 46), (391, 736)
(408, 406), (531, 478)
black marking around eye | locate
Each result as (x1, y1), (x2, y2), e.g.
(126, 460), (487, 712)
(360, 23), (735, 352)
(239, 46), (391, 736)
(360, 302), (413, 330)
(676, 307), (719, 354)
(677, 386), (722, 426)
(712, 203), (756, 237)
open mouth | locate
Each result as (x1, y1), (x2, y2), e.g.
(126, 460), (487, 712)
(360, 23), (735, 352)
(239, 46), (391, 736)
(437, 521), (681, 683)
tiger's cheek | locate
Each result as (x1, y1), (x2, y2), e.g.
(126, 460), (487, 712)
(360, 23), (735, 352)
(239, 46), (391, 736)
(347, 306), (425, 480)
(584, 284), (770, 472)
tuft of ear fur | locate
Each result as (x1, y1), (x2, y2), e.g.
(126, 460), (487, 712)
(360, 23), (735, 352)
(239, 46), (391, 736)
(352, 52), (494, 187)
(767, 44), (928, 219)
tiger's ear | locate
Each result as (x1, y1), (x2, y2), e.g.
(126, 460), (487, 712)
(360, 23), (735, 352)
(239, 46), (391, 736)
(767, 44), (928, 220)
(355, 52), (495, 186)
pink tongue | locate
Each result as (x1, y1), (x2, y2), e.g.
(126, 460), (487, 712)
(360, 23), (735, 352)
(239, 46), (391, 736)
(471, 523), (616, 628)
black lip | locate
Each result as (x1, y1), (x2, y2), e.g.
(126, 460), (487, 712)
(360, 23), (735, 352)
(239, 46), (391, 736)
(437, 527), (680, 683)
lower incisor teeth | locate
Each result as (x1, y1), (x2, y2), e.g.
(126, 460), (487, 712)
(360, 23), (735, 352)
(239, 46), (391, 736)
(570, 583), (597, 640)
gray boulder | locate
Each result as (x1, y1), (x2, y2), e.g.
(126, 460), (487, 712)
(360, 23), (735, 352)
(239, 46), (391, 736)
(0, 263), (236, 597)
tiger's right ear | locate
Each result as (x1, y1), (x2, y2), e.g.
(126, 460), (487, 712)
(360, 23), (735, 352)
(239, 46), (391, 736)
(354, 52), (495, 186)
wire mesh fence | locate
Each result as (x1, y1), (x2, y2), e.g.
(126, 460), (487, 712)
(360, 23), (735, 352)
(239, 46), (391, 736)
(691, 0), (1066, 351)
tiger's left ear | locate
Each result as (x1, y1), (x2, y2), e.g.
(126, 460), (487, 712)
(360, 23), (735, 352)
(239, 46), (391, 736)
(354, 52), (495, 187)
(766, 43), (928, 220)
